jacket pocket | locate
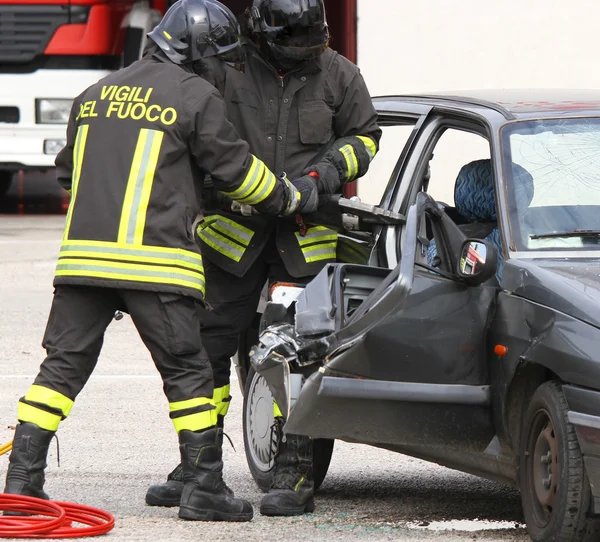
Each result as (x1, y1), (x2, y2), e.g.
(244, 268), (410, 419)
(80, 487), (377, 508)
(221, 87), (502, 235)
(158, 293), (202, 356)
(298, 101), (333, 145)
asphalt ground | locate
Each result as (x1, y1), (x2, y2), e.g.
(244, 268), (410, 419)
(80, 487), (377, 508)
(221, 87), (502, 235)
(0, 198), (531, 541)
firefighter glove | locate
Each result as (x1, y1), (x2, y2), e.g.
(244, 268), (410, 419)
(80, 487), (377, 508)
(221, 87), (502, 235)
(291, 175), (319, 214)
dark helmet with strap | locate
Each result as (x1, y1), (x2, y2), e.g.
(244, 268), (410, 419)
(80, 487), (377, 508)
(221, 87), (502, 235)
(148, 0), (244, 65)
(247, 0), (329, 70)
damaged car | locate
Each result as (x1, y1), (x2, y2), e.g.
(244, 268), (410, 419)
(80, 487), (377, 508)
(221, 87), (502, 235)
(241, 90), (600, 542)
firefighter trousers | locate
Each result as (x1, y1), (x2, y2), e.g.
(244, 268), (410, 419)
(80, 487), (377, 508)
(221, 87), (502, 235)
(18, 285), (216, 434)
(200, 233), (312, 397)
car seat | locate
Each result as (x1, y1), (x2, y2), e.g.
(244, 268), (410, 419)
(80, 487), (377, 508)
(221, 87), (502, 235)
(427, 159), (504, 283)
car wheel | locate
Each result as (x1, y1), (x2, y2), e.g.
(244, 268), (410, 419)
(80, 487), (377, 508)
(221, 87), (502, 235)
(519, 381), (600, 542)
(243, 366), (334, 493)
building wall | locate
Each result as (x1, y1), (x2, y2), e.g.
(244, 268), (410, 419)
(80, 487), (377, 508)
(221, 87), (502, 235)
(354, 0), (600, 203)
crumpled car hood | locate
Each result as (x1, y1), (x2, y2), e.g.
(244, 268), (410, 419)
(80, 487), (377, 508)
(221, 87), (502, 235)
(503, 258), (600, 329)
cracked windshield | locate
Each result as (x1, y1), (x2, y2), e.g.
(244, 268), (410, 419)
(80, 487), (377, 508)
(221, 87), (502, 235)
(504, 117), (600, 250)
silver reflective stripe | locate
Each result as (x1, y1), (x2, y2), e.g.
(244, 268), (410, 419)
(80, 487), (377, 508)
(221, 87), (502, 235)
(56, 262), (205, 288)
(60, 244), (203, 267)
(126, 130), (160, 243)
(210, 219), (253, 244)
(199, 228), (244, 261)
(303, 245), (336, 258)
(245, 169), (275, 205)
(295, 227), (337, 245)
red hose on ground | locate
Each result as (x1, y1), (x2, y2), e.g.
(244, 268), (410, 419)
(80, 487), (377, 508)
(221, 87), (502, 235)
(0, 494), (114, 538)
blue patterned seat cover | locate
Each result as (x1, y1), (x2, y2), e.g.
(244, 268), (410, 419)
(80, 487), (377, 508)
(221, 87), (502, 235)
(427, 159), (503, 282)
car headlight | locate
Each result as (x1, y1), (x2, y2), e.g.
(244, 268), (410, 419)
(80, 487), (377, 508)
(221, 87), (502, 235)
(35, 99), (73, 124)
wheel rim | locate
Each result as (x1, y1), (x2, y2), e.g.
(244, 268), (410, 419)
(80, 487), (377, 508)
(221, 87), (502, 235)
(245, 371), (277, 473)
(526, 408), (560, 528)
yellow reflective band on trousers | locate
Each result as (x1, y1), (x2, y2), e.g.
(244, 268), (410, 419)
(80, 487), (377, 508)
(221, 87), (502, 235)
(63, 124), (89, 241)
(25, 385), (74, 416)
(118, 128), (165, 245)
(170, 397), (217, 433)
(18, 403), (62, 432)
(213, 384), (231, 417)
(357, 135), (377, 161)
(295, 226), (338, 264)
(339, 144), (359, 182)
(55, 258), (205, 295)
(220, 155), (276, 205)
(273, 401), (283, 418)
(198, 216), (254, 263)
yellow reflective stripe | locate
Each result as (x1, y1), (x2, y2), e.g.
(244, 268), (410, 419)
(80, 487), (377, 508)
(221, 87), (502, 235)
(134, 131), (164, 244)
(273, 401), (283, 418)
(295, 232), (338, 246)
(61, 239), (203, 264)
(213, 385), (231, 417)
(339, 145), (358, 181)
(172, 409), (217, 433)
(222, 156), (277, 205)
(204, 216), (254, 247)
(357, 135), (377, 161)
(25, 385), (74, 416)
(169, 396), (213, 413)
(199, 227), (245, 262)
(56, 258), (205, 294)
(18, 403), (61, 432)
(63, 124), (89, 241)
(222, 155), (263, 201)
(303, 242), (337, 263)
(118, 129), (164, 245)
(59, 247), (203, 273)
(243, 169), (276, 205)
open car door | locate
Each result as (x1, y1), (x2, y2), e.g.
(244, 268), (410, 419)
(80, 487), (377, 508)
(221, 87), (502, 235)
(252, 193), (500, 467)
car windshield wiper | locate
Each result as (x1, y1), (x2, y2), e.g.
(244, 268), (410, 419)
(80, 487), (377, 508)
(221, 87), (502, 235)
(530, 229), (600, 240)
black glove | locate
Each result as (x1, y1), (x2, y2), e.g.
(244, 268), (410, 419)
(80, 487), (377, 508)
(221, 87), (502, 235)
(292, 175), (319, 214)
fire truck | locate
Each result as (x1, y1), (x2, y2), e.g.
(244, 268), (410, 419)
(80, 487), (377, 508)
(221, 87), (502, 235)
(0, 0), (358, 199)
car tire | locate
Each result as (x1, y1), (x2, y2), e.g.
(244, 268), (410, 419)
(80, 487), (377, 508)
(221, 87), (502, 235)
(243, 366), (334, 493)
(519, 381), (600, 542)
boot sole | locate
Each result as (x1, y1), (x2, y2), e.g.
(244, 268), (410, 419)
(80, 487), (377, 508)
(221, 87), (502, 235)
(260, 498), (315, 517)
(179, 506), (253, 522)
(145, 493), (181, 508)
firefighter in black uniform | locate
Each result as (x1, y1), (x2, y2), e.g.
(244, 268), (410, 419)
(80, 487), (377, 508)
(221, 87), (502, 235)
(2, 0), (308, 523)
(146, 0), (382, 517)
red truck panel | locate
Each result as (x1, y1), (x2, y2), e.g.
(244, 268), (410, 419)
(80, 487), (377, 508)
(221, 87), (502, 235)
(44, 4), (130, 55)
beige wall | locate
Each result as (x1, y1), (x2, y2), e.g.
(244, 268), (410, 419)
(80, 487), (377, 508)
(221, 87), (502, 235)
(354, 0), (600, 203)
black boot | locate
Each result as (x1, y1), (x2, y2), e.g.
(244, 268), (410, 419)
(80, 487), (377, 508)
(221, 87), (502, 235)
(178, 427), (253, 522)
(145, 463), (184, 507)
(145, 420), (233, 507)
(4, 422), (55, 499)
(260, 421), (315, 517)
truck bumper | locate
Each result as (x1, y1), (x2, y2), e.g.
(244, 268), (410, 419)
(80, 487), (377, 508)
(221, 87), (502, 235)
(564, 385), (600, 514)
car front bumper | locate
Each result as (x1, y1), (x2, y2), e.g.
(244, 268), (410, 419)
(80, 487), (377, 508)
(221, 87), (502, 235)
(564, 384), (600, 514)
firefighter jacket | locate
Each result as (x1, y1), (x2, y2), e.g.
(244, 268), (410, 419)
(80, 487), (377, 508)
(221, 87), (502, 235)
(197, 44), (382, 278)
(54, 53), (292, 302)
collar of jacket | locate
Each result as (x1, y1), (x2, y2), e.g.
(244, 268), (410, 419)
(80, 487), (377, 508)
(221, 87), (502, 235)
(244, 41), (324, 78)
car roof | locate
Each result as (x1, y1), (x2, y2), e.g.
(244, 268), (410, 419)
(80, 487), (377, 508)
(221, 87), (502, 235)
(373, 89), (600, 121)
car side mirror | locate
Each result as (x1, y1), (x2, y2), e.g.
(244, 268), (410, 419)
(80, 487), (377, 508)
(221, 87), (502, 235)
(457, 239), (497, 286)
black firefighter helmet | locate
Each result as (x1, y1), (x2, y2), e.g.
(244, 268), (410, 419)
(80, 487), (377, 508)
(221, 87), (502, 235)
(148, 0), (245, 65)
(248, 0), (329, 70)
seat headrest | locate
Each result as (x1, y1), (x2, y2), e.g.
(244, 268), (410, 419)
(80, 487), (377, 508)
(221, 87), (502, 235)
(454, 159), (496, 222)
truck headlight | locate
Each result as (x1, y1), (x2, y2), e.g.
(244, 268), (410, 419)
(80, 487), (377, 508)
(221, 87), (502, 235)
(44, 139), (67, 155)
(35, 99), (73, 124)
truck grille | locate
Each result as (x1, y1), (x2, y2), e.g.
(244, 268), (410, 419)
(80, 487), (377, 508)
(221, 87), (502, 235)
(0, 107), (19, 123)
(0, 5), (70, 64)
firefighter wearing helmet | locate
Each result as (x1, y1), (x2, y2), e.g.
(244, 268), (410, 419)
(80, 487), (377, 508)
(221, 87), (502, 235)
(2, 0), (304, 523)
(146, 0), (382, 517)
